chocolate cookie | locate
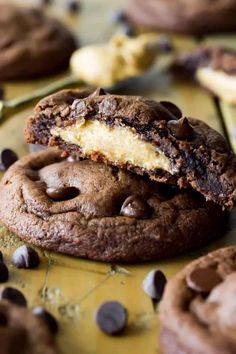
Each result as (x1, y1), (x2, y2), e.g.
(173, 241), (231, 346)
(0, 4), (76, 79)
(172, 46), (236, 105)
(126, 0), (236, 35)
(25, 89), (236, 209)
(0, 300), (59, 354)
(0, 149), (227, 262)
(160, 246), (236, 354)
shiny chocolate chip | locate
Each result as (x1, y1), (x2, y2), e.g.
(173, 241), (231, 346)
(186, 268), (222, 294)
(0, 287), (27, 307)
(160, 101), (182, 119)
(0, 311), (7, 326)
(32, 307), (58, 334)
(89, 87), (107, 97)
(168, 117), (194, 140)
(46, 186), (79, 201)
(0, 262), (8, 283)
(0, 149), (18, 171)
(12, 246), (40, 269)
(120, 195), (153, 219)
(143, 270), (167, 301)
(95, 301), (127, 335)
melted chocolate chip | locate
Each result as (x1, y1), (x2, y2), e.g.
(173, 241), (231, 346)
(46, 186), (79, 201)
(168, 117), (194, 140)
(0, 311), (7, 326)
(0, 149), (18, 171)
(95, 301), (127, 335)
(32, 307), (58, 334)
(89, 87), (107, 97)
(12, 246), (40, 269)
(0, 287), (27, 307)
(186, 268), (222, 294)
(160, 101), (182, 119)
(143, 270), (167, 301)
(120, 195), (153, 219)
(0, 262), (8, 283)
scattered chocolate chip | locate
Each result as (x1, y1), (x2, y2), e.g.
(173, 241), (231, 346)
(186, 268), (222, 294)
(95, 301), (127, 335)
(122, 24), (136, 37)
(160, 101), (182, 119)
(168, 117), (194, 140)
(157, 35), (173, 53)
(0, 311), (7, 326)
(67, 0), (80, 12)
(143, 270), (167, 301)
(32, 307), (58, 334)
(110, 10), (127, 24)
(12, 245), (40, 269)
(0, 149), (18, 171)
(0, 262), (9, 283)
(0, 287), (27, 307)
(89, 87), (107, 97)
(46, 186), (79, 201)
(120, 195), (153, 219)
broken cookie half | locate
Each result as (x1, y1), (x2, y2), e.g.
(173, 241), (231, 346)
(25, 88), (236, 209)
(172, 46), (236, 105)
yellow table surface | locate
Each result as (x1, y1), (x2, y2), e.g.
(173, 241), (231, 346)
(0, 1), (236, 353)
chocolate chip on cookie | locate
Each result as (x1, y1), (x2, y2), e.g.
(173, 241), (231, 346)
(186, 268), (222, 294)
(46, 186), (79, 201)
(120, 195), (153, 219)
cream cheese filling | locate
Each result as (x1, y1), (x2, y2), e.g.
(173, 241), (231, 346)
(197, 67), (236, 104)
(51, 119), (171, 172)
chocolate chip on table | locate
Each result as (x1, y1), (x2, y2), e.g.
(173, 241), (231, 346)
(160, 101), (182, 119)
(168, 117), (194, 140)
(0, 287), (27, 307)
(32, 307), (58, 334)
(67, 0), (81, 13)
(120, 195), (153, 219)
(95, 301), (127, 335)
(12, 245), (40, 269)
(0, 148), (18, 171)
(46, 186), (79, 201)
(0, 262), (9, 283)
(143, 270), (167, 301)
(0, 311), (7, 326)
(186, 268), (222, 294)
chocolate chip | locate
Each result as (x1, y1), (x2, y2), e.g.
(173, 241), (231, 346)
(0, 311), (7, 326)
(46, 186), (79, 201)
(0, 149), (18, 171)
(143, 270), (167, 301)
(122, 24), (136, 37)
(12, 246), (40, 269)
(120, 195), (153, 219)
(32, 307), (58, 334)
(157, 35), (173, 53)
(168, 117), (194, 140)
(110, 10), (127, 24)
(99, 98), (117, 116)
(95, 301), (127, 335)
(89, 87), (107, 97)
(160, 101), (182, 119)
(67, 0), (81, 12)
(0, 287), (27, 307)
(0, 262), (9, 283)
(186, 268), (222, 294)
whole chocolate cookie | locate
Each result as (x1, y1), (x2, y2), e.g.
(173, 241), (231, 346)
(0, 4), (76, 79)
(126, 0), (236, 34)
(0, 300), (59, 354)
(0, 149), (227, 262)
(160, 246), (236, 354)
(25, 89), (236, 209)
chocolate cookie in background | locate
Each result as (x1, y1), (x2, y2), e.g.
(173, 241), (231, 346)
(0, 149), (227, 262)
(26, 88), (236, 209)
(160, 246), (236, 354)
(0, 4), (77, 80)
(0, 300), (59, 354)
(172, 46), (236, 105)
(125, 0), (236, 35)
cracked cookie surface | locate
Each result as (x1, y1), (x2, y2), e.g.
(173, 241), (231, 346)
(0, 149), (227, 262)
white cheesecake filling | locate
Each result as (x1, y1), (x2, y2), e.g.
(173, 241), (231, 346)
(197, 67), (236, 104)
(51, 119), (172, 172)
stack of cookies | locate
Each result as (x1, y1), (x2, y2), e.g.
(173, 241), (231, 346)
(0, 88), (234, 262)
